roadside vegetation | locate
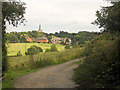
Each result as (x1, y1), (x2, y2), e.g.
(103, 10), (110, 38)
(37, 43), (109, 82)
(73, 2), (120, 88)
(73, 33), (120, 88)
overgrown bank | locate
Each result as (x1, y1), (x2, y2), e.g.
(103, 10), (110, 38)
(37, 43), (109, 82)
(73, 33), (120, 88)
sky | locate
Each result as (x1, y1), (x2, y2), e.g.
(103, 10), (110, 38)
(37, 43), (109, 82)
(6, 0), (111, 33)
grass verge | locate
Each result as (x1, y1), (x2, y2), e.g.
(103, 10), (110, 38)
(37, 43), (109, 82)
(2, 69), (38, 88)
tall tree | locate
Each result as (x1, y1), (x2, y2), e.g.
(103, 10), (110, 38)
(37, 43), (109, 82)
(2, 1), (26, 74)
(92, 2), (120, 33)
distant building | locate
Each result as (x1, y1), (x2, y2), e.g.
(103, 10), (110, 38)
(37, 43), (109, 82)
(38, 24), (42, 32)
(50, 37), (66, 44)
(33, 37), (48, 43)
(26, 38), (33, 42)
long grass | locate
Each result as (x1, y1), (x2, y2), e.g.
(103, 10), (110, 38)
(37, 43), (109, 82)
(8, 48), (83, 71)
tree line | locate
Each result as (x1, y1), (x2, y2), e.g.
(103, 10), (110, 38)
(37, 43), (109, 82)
(6, 30), (99, 45)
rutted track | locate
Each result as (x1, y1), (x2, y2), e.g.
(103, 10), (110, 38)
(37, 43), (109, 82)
(14, 59), (79, 88)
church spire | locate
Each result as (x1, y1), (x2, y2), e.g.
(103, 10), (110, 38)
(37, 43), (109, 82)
(38, 24), (42, 32)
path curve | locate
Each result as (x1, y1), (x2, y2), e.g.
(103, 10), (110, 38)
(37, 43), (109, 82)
(14, 59), (79, 88)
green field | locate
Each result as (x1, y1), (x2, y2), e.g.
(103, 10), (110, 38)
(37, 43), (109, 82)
(7, 43), (65, 56)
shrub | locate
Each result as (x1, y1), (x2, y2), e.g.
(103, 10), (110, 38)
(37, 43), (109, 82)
(25, 45), (43, 55)
(72, 43), (79, 48)
(65, 45), (70, 49)
(51, 44), (58, 52)
(17, 51), (22, 56)
(45, 49), (51, 52)
(73, 33), (120, 88)
(80, 44), (83, 47)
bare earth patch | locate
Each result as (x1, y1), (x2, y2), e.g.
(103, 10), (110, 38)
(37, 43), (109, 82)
(14, 59), (79, 88)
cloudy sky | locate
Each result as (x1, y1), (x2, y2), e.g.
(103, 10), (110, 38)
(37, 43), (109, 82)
(6, 0), (111, 33)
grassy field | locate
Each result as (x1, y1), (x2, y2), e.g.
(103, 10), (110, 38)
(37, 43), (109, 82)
(7, 43), (65, 56)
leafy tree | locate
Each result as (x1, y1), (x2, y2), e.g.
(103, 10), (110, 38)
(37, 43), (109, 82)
(45, 49), (51, 52)
(6, 33), (19, 43)
(2, 1), (26, 74)
(20, 34), (29, 43)
(51, 44), (58, 52)
(92, 2), (120, 33)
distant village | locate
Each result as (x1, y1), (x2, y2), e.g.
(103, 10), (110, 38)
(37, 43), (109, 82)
(26, 24), (71, 45)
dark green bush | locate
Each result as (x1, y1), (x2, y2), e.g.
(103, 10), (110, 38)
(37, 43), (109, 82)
(45, 49), (51, 52)
(65, 45), (70, 49)
(73, 33), (120, 88)
(51, 44), (58, 52)
(25, 45), (43, 55)
(17, 51), (22, 56)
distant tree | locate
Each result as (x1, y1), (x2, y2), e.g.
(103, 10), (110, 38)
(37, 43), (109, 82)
(47, 35), (56, 42)
(20, 34), (28, 43)
(66, 38), (69, 43)
(51, 44), (58, 52)
(7, 34), (19, 43)
(72, 43), (79, 48)
(26, 45), (43, 55)
(65, 45), (70, 49)
(45, 49), (51, 52)
(60, 41), (65, 45)
(72, 38), (77, 45)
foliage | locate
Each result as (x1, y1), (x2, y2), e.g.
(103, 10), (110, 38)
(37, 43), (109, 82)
(73, 33), (120, 88)
(53, 31), (98, 45)
(51, 44), (58, 52)
(47, 35), (56, 42)
(45, 49), (51, 52)
(6, 31), (47, 43)
(25, 45), (43, 55)
(65, 45), (70, 49)
(92, 2), (120, 32)
(20, 34), (29, 43)
(60, 41), (66, 45)
(6, 30), (98, 45)
(73, 3), (120, 88)
(66, 38), (69, 42)
(72, 43), (79, 48)
(17, 51), (22, 56)
(2, 1), (26, 74)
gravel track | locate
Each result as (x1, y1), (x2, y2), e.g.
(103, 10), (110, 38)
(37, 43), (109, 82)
(14, 59), (79, 88)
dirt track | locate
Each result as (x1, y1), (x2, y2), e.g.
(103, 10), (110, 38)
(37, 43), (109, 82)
(14, 59), (79, 88)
